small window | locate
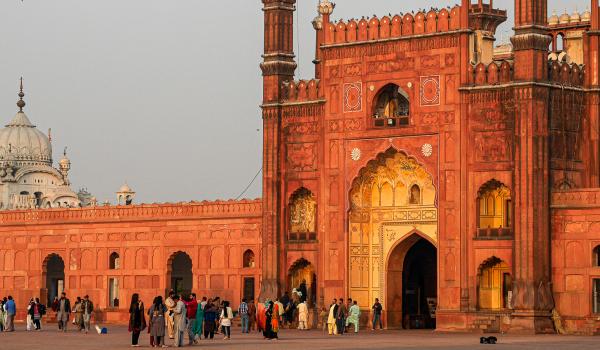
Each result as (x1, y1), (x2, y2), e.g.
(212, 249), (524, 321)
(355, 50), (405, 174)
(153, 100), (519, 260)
(372, 84), (410, 128)
(409, 184), (421, 205)
(243, 249), (255, 268)
(594, 246), (600, 267)
(593, 279), (600, 314)
(109, 252), (120, 270)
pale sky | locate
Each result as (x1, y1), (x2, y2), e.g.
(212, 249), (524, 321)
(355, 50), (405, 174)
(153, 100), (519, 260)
(0, 0), (588, 204)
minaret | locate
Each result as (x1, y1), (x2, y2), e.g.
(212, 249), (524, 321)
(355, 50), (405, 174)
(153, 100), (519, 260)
(510, 0), (554, 333)
(584, 1), (600, 187)
(259, 0), (297, 301)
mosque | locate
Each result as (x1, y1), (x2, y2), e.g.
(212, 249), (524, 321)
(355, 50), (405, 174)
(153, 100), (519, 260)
(2, 0), (600, 334)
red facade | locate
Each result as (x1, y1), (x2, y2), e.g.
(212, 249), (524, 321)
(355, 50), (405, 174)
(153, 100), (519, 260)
(3, 0), (600, 334)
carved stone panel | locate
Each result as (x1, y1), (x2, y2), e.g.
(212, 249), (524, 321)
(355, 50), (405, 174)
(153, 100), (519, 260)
(344, 82), (362, 112)
(287, 143), (317, 171)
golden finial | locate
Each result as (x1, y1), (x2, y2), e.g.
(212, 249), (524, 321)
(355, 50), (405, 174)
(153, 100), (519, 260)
(17, 77), (25, 112)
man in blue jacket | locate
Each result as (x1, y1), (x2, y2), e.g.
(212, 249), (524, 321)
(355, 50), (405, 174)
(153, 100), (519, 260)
(4, 295), (16, 331)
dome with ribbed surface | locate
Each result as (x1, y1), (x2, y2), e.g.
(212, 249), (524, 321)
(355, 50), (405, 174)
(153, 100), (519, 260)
(0, 111), (52, 166)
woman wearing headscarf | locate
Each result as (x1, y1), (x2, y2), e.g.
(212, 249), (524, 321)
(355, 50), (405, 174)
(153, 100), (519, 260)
(192, 298), (204, 342)
(262, 301), (279, 340)
(148, 296), (167, 347)
(129, 293), (146, 347)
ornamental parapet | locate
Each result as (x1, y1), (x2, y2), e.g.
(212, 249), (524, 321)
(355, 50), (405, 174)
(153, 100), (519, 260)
(0, 198), (263, 225)
(282, 79), (322, 102)
(323, 7), (462, 46)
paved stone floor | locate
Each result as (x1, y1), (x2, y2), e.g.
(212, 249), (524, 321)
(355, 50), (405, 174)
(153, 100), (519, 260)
(0, 324), (599, 349)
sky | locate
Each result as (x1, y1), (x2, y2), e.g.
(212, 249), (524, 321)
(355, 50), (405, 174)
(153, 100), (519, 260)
(0, 0), (589, 204)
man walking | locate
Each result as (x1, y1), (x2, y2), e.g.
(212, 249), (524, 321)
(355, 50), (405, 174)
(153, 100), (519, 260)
(165, 290), (176, 340)
(297, 300), (309, 330)
(185, 294), (198, 345)
(81, 295), (94, 334)
(327, 298), (338, 335)
(346, 300), (360, 333)
(238, 298), (249, 333)
(57, 292), (71, 332)
(335, 298), (347, 335)
(4, 295), (16, 332)
(372, 298), (383, 330)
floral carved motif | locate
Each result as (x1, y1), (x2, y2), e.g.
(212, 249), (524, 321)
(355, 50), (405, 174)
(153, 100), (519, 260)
(420, 76), (440, 106)
(366, 58), (414, 74)
(287, 143), (317, 171)
(473, 131), (513, 162)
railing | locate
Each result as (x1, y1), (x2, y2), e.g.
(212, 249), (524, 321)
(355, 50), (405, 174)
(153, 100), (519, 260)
(476, 227), (513, 240)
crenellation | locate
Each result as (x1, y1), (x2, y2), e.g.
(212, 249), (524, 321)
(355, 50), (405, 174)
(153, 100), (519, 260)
(283, 79), (321, 102)
(323, 6), (462, 46)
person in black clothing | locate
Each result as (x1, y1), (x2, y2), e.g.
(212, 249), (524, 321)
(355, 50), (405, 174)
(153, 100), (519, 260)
(203, 299), (217, 339)
(298, 280), (308, 303)
(372, 298), (383, 330)
(128, 293), (146, 347)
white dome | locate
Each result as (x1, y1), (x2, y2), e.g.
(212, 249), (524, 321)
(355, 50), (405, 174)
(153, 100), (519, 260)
(119, 183), (133, 193)
(0, 112), (52, 166)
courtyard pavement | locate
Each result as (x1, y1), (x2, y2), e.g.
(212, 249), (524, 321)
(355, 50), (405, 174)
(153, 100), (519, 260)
(0, 324), (598, 349)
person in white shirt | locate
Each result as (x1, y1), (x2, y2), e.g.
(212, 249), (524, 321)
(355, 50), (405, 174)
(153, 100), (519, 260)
(298, 301), (309, 330)
(219, 300), (233, 340)
(173, 295), (186, 347)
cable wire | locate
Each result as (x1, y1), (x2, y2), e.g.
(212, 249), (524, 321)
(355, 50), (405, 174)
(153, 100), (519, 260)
(235, 167), (263, 200)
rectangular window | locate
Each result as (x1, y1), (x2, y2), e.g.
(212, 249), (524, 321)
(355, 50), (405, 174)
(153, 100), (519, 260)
(109, 278), (119, 308)
(594, 279), (600, 314)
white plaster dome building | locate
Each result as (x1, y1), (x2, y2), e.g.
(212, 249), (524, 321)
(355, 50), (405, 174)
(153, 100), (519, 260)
(0, 81), (80, 210)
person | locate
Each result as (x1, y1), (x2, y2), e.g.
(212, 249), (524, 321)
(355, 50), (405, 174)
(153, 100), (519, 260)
(274, 298), (284, 326)
(220, 300), (233, 340)
(82, 295), (94, 334)
(297, 300), (308, 330)
(203, 299), (217, 339)
(165, 290), (176, 340)
(256, 300), (266, 333)
(4, 296), (16, 332)
(185, 294), (198, 345)
(148, 296), (167, 348)
(346, 300), (360, 333)
(262, 301), (278, 340)
(336, 298), (347, 335)
(51, 296), (59, 313)
(238, 298), (249, 334)
(128, 293), (146, 347)
(0, 298), (5, 331)
(26, 298), (34, 331)
(57, 292), (71, 332)
(192, 296), (204, 343)
(173, 294), (186, 347)
(248, 299), (257, 332)
(280, 292), (290, 326)
(298, 280), (308, 303)
(28, 298), (43, 331)
(73, 296), (83, 331)
(372, 298), (383, 330)
(327, 298), (338, 335)
(319, 306), (328, 332)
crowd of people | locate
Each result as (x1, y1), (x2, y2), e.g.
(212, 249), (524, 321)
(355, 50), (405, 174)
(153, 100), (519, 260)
(1, 290), (387, 346)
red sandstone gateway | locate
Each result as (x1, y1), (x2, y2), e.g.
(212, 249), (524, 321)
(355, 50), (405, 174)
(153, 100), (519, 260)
(2, 0), (600, 335)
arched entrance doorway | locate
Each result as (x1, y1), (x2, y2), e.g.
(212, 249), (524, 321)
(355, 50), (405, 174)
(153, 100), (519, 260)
(386, 233), (437, 329)
(42, 254), (65, 306)
(167, 252), (192, 296)
(348, 148), (438, 329)
(288, 258), (316, 307)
